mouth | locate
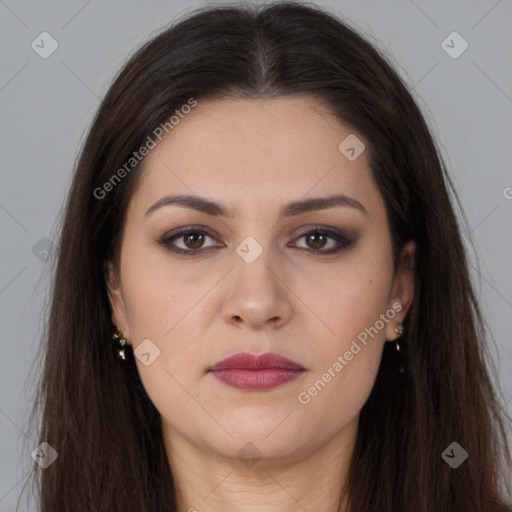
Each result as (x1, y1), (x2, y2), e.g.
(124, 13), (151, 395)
(208, 352), (306, 391)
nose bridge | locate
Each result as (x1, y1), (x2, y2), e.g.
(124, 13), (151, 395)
(221, 235), (293, 328)
(234, 237), (277, 292)
(233, 235), (281, 299)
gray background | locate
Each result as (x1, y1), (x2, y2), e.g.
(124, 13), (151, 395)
(1, 0), (511, 509)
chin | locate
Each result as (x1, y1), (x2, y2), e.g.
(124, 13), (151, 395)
(206, 416), (311, 461)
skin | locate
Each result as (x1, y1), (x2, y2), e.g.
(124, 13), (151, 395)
(106, 96), (415, 512)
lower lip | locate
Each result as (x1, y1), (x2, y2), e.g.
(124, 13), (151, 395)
(209, 368), (305, 390)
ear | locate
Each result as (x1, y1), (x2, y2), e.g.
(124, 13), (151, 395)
(385, 240), (415, 341)
(104, 260), (130, 339)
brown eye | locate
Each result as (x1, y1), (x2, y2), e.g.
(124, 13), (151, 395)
(292, 228), (354, 255)
(159, 228), (220, 255)
(183, 232), (205, 249)
(305, 232), (329, 250)
(159, 226), (354, 257)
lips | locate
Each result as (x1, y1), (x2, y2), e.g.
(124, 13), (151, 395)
(208, 352), (305, 391)
(209, 352), (304, 371)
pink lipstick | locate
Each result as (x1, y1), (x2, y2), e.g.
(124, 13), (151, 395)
(208, 352), (305, 391)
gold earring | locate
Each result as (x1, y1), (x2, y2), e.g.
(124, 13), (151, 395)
(113, 329), (127, 361)
(394, 324), (403, 352)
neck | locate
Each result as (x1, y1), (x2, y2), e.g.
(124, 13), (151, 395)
(163, 417), (357, 512)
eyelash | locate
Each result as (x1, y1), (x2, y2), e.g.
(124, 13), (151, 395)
(158, 225), (355, 257)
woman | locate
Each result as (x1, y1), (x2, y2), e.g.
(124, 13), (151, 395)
(26, 1), (511, 511)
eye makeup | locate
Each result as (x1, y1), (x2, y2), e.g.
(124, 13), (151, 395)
(157, 224), (357, 257)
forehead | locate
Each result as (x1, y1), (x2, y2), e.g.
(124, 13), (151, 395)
(129, 96), (381, 216)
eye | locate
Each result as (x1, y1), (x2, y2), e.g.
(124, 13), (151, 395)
(159, 228), (221, 256)
(159, 226), (355, 257)
(291, 227), (354, 255)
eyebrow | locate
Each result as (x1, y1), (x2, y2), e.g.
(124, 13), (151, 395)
(144, 193), (367, 219)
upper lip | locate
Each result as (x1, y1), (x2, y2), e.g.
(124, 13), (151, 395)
(209, 352), (304, 371)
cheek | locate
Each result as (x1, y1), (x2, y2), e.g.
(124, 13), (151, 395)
(294, 272), (391, 427)
(119, 257), (205, 422)
(297, 250), (394, 354)
(119, 246), (220, 388)
(120, 246), (200, 336)
(293, 241), (394, 410)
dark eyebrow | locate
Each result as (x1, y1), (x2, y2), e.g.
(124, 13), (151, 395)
(144, 193), (367, 218)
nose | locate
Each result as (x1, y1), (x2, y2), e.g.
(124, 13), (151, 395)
(221, 248), (293, 330)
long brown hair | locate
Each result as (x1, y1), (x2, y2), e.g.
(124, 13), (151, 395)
(21, 2), (511, 510)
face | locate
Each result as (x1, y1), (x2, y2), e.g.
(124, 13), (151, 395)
(106, 96), (414, 467)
